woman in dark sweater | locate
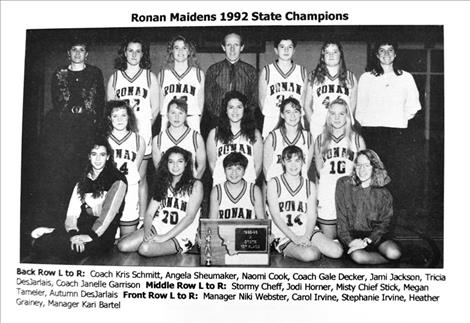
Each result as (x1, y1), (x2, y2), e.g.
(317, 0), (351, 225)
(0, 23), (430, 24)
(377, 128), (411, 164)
(335, 149), (401, 264)
(31, 136), (127, 261)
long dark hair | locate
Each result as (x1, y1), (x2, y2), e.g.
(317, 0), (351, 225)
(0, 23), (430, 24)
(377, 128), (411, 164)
(153, 146), (195, 202)
(367, 40), (402, 76)
(105, 100), (138, 136)
(114, 38), (152, 71)
(274, 97), (304, 131)
(309, 41), (351, 88)
(215, 91), (257, 145)
(77, 135), (117, 199)
(351, 149), (391, 187)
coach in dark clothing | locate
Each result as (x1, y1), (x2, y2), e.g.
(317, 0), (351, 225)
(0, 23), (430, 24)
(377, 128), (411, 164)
(201, 33), (259, 139)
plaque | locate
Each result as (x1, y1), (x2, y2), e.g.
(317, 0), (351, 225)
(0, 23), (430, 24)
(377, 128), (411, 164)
(199, 219), (271, 266)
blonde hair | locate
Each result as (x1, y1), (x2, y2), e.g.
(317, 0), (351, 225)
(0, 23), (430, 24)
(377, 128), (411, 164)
(320, 98), (354, 156)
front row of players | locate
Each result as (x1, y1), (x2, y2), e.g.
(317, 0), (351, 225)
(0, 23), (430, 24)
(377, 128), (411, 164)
(31, 133), (401, 265)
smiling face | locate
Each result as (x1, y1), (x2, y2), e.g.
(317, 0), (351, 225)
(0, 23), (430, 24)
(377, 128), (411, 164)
(172, 39), (189, 63)
(89, 145), (109, 174)
(327, 103), (347, 129)
(110, 107), (129, 131)
(323, 43), (341, 67)
(355, 154), (373, 185)
(226, 98), (244, 123)
(68, 45), (88, 64)
(275, 40), (295, 62)
(168, 152), (187, 177)
(376, 44), (396, 66)
(282, 153), (303, 176)
(167, 103), (187, 128)
(222, 33), (244, 63)
(125, 42), (143, 66)
(224, 164), (246, 184)
(281, 102), (301, 127)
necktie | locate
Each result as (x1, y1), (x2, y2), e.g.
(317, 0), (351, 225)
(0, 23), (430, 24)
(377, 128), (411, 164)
(230, 63), (236, 91)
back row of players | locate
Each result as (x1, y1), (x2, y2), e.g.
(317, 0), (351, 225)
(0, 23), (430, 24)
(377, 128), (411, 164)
(31, 32), (420, 265)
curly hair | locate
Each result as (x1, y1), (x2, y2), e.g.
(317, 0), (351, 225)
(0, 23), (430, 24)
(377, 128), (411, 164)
(367, 40), (403, 76)
(319, 98), (355, 155)
(351, 149), (391, 187)
(274, 97), (304, 131)
(104, 100), (138, 136)
(114, 38), (152, 71)
(77, 135), (117, 199)
(308, 41), (351, 88)
(215, 91), (257, 145)
(153, 146), (196, 202)
(164, 35), (199, 69)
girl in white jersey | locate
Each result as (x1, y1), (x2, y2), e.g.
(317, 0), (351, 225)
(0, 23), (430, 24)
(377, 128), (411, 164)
(267, 145), (342, 262)
(106, 100), (145, 236)
(263, 97), (313, 182)
(209, 152), (265, 220)
(152, 98), (206, 179)
(118, 146), (203, 256)
(158, 35), (204, 133)
(305, 41), (358, 141)
(107, 38), (159, 223)
(206, 91), (263, 186)
(314, 98), (365, 239)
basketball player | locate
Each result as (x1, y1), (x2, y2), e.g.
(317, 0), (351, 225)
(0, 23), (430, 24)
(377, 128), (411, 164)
(267, 145), (343, 262)
(153, 98), (206, 179)
(158, 35), (204, 132)
(107, 38), (159, 222)
(106, 100), (145, 236)
(259, 36), (307, 138)
(305, 41), (358, 141)
(117, 146), (203, 256)
(209, 152), (265, 220)
(314, 98), (365, 239)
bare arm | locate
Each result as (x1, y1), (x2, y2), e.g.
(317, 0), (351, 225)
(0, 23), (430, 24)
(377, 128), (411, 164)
(304, 82), (313, 122)
(106, 74), (116, 101)
(349, 73), (358, 117)
(253, 185), (265, 219)
(253, 130), (263, 178)
(206, 129), (217, 174)
(263, 133), (274, 177)
(258, 67), (268, 114)
(305, 133), (314, 177)
(313, 136), (323, 179)
(198, 70), (205, 115)
(209, 186), (220, 220)
(303, 181), (317, 241)
(135, 135), (146, 170)
(143, 198), (160, 241)
(151, 135), (162, 171)
(195, 133), (206, 179)
(149, 72), (160, 125)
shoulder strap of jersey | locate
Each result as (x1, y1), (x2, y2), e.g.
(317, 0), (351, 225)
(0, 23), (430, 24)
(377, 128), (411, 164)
(306, 178), (311, 198)
(271, 131), (277, 151)
(216, 184), (222, 206)
(301, 65), (307, 82)
(158, 69), (165, 88)
(264, 65), (270, 83)
(196, 67), (202, 83)
(347, 70), (355, 88)
(354, 132), (361, 151)
(112, 71), (118, 92)
(157, 132), (162, 149)
(315, 133), (322, 152)
(273, 176), (281, 198)
(146, 70), (151, 88)
(249, 183), (255, 206)
(192, 130), (198, 150)
(135, 132), (140, 151)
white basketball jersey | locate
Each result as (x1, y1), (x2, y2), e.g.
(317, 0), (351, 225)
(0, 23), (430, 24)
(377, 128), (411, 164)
(271, 175), (311, 239)
(157, 127), (199, 175)
(212, 130), (256, 186)
(266, 128), (311, 181)
(216, 180), (256, 220)
(262, 62), (306, 118)
(160, 66), (203, 116)
(316, 133), (360, 222)
(309, 71), (355, 140)
(152, 186), (200, 241)
(108, 131), (141, 185)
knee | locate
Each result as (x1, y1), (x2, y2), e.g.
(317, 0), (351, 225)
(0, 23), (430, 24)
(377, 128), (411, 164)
(350, 251), (368, 265)
(329, 243), (344, 259)
(385, 246), (402, 261)
(299, 248), (321, 262)
(138, 242), (154, 257)
(117, 239), (133, 253)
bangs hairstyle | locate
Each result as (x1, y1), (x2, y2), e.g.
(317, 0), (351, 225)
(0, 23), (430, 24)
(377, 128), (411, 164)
(105, 100), (138, 135)
(77, 134), (118, 199)
(320, 98), (354, 155)
(274, 97), (303, 131)
(367, 40), (402, 76)
(216, 91), (257, 145)
(165, 35), (199, 68)
(166, 98), (189, 128)
(114, 37), (152, 71)
(223, 152), (248, 170)
(153, 146), (195, 202)
(351, 149), (391, 187)
(281, 145), (305, 164)
(309, 40), (352, 88)
(67, 37), (89, 51)
(274, 35), (297, 48)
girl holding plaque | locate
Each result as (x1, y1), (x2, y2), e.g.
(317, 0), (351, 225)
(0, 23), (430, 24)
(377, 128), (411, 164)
(117, 146), (203, 256)
(267, 145), (343, 262)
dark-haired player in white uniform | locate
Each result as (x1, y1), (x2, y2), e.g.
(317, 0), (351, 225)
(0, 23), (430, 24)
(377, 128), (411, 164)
(209, 152), (264, 220)
(153, 98), (206, 179)
(259, 36), (307, 139)
(107, 38), (159, 222)
(159, 35), (204, 133)
(267, 145), (342, 262)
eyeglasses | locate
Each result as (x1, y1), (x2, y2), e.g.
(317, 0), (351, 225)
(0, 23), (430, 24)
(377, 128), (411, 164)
(355, 163), (372, 170)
